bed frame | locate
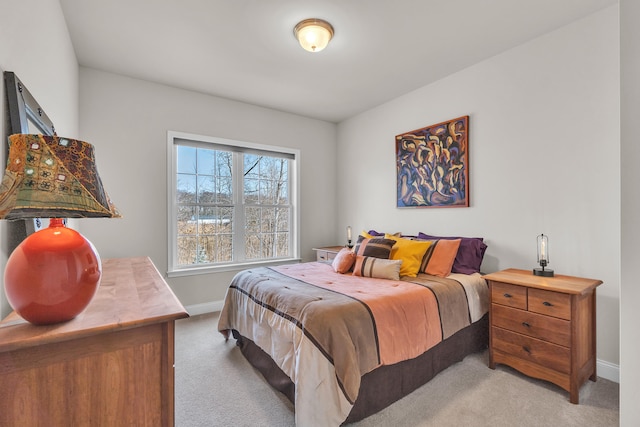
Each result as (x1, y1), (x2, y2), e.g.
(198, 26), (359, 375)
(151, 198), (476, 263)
(231, 313), (488, 423)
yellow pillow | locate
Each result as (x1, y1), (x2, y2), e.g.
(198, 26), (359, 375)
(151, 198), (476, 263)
(385, 234), (432, 277)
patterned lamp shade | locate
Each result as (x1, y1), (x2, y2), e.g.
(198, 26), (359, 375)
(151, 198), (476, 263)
(0, 134), (120, 219)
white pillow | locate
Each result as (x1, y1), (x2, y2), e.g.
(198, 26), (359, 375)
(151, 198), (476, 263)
(352, 256), (402, 280)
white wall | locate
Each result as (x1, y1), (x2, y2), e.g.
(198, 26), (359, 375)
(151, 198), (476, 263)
(337, 6), (620, 368)
(620, 1), (639, 424)
(77, 68), (337, 307)
(0, 0), (79, 318)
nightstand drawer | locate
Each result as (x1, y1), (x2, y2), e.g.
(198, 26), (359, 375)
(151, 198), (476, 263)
(313, 246), (344, 262)
(491, 282), (527, 309)
(528, 289), (571, 320)
(491, 304), (571, 347)
(492, 327), (570, 374)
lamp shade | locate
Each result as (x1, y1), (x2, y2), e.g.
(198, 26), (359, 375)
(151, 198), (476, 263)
(0, 134), (120, 219)
(294, 19), (334, 52)
(0, 134), (119, 324)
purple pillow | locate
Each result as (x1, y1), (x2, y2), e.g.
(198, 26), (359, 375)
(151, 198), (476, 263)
(418, 233), (487, 274)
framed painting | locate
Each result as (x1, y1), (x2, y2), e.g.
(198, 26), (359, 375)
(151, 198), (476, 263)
(396, 115), (469, 208)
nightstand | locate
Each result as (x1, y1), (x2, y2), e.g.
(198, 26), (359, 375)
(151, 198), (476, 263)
(483, 268), (602, 404)
(312, 246), (345, 262)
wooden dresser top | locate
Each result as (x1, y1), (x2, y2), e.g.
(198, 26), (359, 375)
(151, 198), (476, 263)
(0, 256), (188, 352)
(483, 268), (602, 295)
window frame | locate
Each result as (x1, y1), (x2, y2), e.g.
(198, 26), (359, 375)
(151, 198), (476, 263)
(167, 131), (300, 277)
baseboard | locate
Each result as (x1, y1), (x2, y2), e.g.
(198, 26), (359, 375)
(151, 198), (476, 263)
(184, 300), (224, 316)
(597, 358), (619, 383)
(183, 300), (622, 384)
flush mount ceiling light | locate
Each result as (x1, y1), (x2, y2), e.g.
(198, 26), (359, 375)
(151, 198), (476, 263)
(294, 18), (334, 52)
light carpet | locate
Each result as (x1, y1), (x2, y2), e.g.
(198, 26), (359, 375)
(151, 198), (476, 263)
(175, 313), (619, 426)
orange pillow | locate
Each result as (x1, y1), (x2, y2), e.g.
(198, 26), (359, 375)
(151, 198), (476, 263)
(331, 248), (356, 273)
(420, 239), (462, 277)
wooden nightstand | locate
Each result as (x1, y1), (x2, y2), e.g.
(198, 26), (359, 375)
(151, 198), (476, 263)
(483, 268), (602, 404)
(312, 246), (345, 262)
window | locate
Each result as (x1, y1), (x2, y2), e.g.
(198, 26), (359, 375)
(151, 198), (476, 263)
(168, 131), (299, 275)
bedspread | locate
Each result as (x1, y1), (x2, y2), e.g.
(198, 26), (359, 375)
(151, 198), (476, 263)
(218, 262), (489, 426)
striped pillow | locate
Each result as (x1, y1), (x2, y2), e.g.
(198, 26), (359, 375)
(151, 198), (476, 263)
(419, 239), (462, 277)
(354, 236), (396, 259)
(352, 256), (402, 280)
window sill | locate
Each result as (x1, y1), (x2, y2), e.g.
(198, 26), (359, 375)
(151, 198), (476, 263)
(167, 257), (301, 278)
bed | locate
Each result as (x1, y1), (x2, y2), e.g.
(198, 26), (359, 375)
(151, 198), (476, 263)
(218, 234), (489, 426)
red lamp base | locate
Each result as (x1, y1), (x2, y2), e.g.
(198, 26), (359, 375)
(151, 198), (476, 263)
(4, 218), (102, 325)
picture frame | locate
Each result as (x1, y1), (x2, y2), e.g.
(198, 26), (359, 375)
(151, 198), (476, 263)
(396, 115), (469, 208)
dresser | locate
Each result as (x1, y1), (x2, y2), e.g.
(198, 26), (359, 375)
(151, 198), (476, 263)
(483, 268), (602, 404)
(312, 245), (345, 262)
(0, 256), (189, 426)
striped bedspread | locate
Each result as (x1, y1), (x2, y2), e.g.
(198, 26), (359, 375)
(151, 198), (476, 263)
(218, 261), (489, 426)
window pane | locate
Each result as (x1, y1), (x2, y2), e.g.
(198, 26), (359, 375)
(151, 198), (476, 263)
(177, 146), (197, 174)
(197, 175), (215, 204)
(195, 237), (212, 263)
(244, 178), (259, 203)
(215, 234), (233, 262)
(177, 236), (197, 265)
(177, 206), (197, 239)
(217, 152), (232, 176)
(245, 233), (260, 259)
(276, 232), (289, 257)
(177, 174), (196, 204)
(217, 176), (232, 204)
(261, 207), (275, 232)
(245, 206), (260, 233)
(278, 180), (288, 204)
(197, 148), (215, 174)
(276, 208), (289, 231)
(177, 205), (196, 223)
(261, 233), (274, 258)
(244, 154), (261, 177)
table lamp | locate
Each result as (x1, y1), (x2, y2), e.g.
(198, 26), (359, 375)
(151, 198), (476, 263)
(533, 233), (554, 277)
(0, 134), (120, 325)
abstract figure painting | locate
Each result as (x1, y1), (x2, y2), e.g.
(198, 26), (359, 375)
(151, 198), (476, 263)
(396, 116), (469, 208)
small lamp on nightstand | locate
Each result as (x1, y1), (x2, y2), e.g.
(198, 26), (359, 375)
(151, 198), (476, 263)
(533, 233), (554, 277)
(346, 226), (353, 248)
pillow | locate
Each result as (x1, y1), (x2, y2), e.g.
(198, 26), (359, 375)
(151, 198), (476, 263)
(332, 248), (356, 274)
(360, 230), (375, 239)
(419, 239), (461, 277)
(384, 234), (432, 278)
(353, 235), (396, 259)
(362, 230), (402, 237)
(353, 256), (402, 280)
(418, 233), (487, 274)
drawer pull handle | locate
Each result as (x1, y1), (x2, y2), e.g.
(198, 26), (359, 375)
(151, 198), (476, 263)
(542, 301), (553, 307)
(503, 293), (512, 298)
(522, 321), (531, 328)
(522, 346), (531, 354)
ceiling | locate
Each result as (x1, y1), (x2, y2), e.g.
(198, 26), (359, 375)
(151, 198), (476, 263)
(59, 0), (616, 123)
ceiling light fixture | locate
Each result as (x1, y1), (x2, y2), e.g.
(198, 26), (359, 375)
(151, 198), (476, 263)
(294, 18), (334, 53)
